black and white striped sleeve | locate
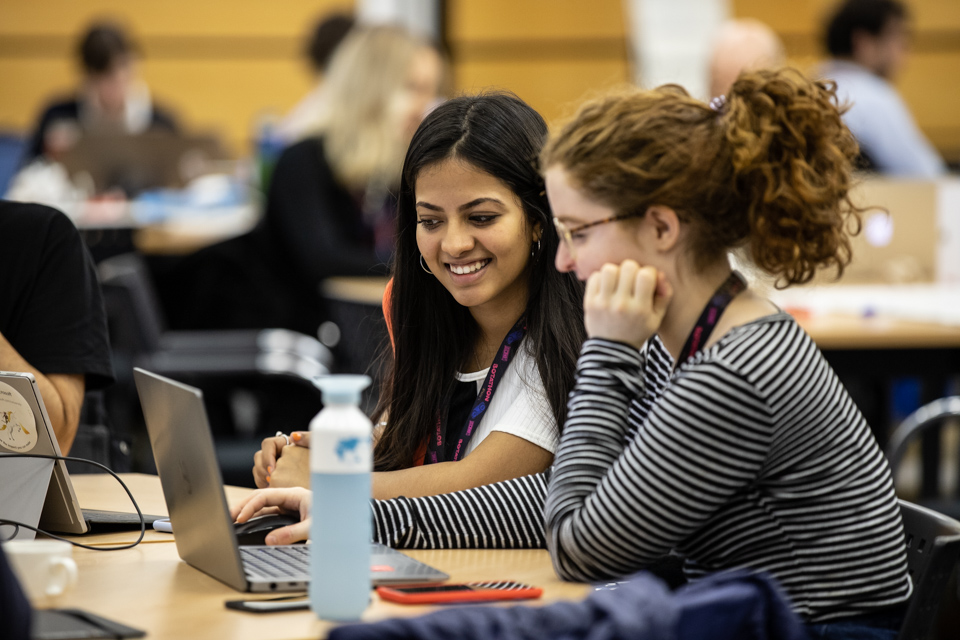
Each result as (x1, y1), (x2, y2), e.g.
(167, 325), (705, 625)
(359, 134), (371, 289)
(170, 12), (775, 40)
(544, 338), (773, 582)
(371, 471), (549, 549)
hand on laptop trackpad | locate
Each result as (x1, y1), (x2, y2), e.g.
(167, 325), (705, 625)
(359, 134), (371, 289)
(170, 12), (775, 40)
(234, 514), (301, 546)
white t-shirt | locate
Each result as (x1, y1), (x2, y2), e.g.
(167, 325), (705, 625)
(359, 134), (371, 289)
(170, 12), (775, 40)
(455, 341), (558, 457)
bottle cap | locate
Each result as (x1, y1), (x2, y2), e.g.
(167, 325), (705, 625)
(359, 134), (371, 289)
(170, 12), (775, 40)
(314, 375), (371, 405)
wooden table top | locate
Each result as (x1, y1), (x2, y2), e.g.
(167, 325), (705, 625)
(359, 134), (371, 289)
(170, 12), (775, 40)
(44, 474), (588, 640)
(792, 313), (960, 350)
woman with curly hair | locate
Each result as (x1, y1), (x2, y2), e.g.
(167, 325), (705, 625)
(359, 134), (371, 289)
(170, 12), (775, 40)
(235, 68), (911, 638)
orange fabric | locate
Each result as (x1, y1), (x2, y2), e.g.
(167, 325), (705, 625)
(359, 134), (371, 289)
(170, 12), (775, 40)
(412, 442), (426, 467)
(382, 277), (395, 351)
(382, 278), (427, 465)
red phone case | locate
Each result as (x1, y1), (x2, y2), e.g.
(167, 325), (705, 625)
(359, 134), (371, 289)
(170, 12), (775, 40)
(376, 582), (543, 605)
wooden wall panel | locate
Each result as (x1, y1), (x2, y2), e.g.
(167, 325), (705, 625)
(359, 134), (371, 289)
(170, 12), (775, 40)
(732, 0), (960, 162)
(0, 60), (75, 130)
(0, 1), (354, 37)
(448, 0), (627, 40)
(455, 59), (630, 126)
(0, 0), (353, 155)
(445, 0), (629, 126)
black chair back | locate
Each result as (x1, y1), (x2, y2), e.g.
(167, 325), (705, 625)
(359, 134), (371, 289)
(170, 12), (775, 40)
(897, 500), (960, 640)
(886, 397), (960, 520)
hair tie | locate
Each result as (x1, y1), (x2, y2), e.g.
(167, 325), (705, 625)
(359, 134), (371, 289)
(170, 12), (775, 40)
(709, 95), (727, 113)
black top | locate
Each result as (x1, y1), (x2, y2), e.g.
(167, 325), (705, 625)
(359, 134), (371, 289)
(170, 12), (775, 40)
(24, 97), (178, 163)
(160, 137), (391, 336)
(431, 379), (479, 463)
(0, 201), (114, 389)
(253, 136), (392, 284)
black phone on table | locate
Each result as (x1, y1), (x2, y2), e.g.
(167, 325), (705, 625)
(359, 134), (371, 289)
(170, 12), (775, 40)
(225, 595), (309, 613)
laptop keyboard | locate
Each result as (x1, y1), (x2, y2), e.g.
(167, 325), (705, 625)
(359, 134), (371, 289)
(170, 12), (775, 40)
(240, 545), (311, 580)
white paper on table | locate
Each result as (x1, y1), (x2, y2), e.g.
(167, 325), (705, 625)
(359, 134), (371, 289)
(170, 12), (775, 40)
(770, 284), (960, 326)
(937, 178), (960, 285)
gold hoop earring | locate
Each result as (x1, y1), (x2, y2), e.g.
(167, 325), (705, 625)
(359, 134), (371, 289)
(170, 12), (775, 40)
(419, 254), (432, 274)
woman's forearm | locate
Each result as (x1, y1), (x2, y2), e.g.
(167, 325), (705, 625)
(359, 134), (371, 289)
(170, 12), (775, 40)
(372, 432), (553, 500)
(372, 471), (550, 549)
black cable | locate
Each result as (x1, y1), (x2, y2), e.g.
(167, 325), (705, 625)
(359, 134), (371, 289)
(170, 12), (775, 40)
(0, 453), (145, 550)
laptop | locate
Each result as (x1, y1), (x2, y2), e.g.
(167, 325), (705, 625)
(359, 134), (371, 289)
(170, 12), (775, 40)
(814, 178), (940, 285)
(59, 130), (229, 195)
(0, 371), (163, 539)
(132, 368), (448, 592)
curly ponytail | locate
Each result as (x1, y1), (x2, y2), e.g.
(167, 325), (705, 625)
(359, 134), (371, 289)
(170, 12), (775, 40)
(722, 68), (862, 285)
(542, 67), (863, 287)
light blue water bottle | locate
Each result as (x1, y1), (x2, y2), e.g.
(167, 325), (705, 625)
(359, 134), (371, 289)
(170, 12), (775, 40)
(309, 375), (372, 620)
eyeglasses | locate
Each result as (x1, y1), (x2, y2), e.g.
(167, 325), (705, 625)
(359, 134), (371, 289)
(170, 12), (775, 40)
(553, 211), (646, 260)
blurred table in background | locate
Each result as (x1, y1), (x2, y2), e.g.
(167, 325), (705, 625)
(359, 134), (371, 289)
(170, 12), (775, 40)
(319, 278), (391, 399)
(73, 196), (259, 261)
(320, 276), (389, 307)
(774, 285), (960, 389)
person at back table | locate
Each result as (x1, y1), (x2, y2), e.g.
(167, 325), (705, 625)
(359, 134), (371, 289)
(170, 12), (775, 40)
(236, 68), (913, 638)
(174, 26), (444, 335)
(818, 0), (946, 177)
(258, 25), (444, 279)
(23, 21), (178, 165)
(252, 93), (586, 499)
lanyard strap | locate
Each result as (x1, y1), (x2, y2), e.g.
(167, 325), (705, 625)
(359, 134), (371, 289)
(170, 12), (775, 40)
(677, 271), (746, 364)
(425, 316), (528, 465)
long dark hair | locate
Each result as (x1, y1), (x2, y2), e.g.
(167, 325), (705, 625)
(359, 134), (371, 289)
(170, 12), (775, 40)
(374, 93), (585, 472)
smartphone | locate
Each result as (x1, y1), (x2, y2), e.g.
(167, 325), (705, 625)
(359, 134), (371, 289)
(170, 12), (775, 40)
(376, 581), (542, 605)
(225, 595), (310, 613)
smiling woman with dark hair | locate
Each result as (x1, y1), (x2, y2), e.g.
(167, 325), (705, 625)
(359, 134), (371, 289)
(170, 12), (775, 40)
(371, 93), (586, 493)
(253, 93), (585, 499)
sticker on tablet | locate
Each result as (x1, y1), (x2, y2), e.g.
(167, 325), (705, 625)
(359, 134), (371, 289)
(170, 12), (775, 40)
(0, 381), (38, 452)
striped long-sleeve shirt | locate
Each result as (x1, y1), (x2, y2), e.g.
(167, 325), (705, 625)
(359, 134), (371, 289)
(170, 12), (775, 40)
(372, 312), (912, 622)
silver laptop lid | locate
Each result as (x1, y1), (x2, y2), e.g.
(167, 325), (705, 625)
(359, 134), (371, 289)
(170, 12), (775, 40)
(133, 368), (448, 593)
(133, 368), (249, 591)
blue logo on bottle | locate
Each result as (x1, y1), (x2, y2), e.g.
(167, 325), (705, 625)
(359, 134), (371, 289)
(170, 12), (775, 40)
(336, 437), (363, 463)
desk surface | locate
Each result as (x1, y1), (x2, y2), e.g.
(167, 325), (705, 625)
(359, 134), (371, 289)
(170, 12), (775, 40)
(792, 313), (960, 350)
(50, 474), (588, 640)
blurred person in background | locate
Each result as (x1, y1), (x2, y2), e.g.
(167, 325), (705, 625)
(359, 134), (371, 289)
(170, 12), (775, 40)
(708, 19), (785, 99)
(23, 21), (178, 165)
(274, 12), (355, 143)
(169, 25), (445, 337)
(819, 0), (946, 177)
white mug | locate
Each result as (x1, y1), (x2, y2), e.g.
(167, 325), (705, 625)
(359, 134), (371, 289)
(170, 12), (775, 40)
(2, 539), (78, 606)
